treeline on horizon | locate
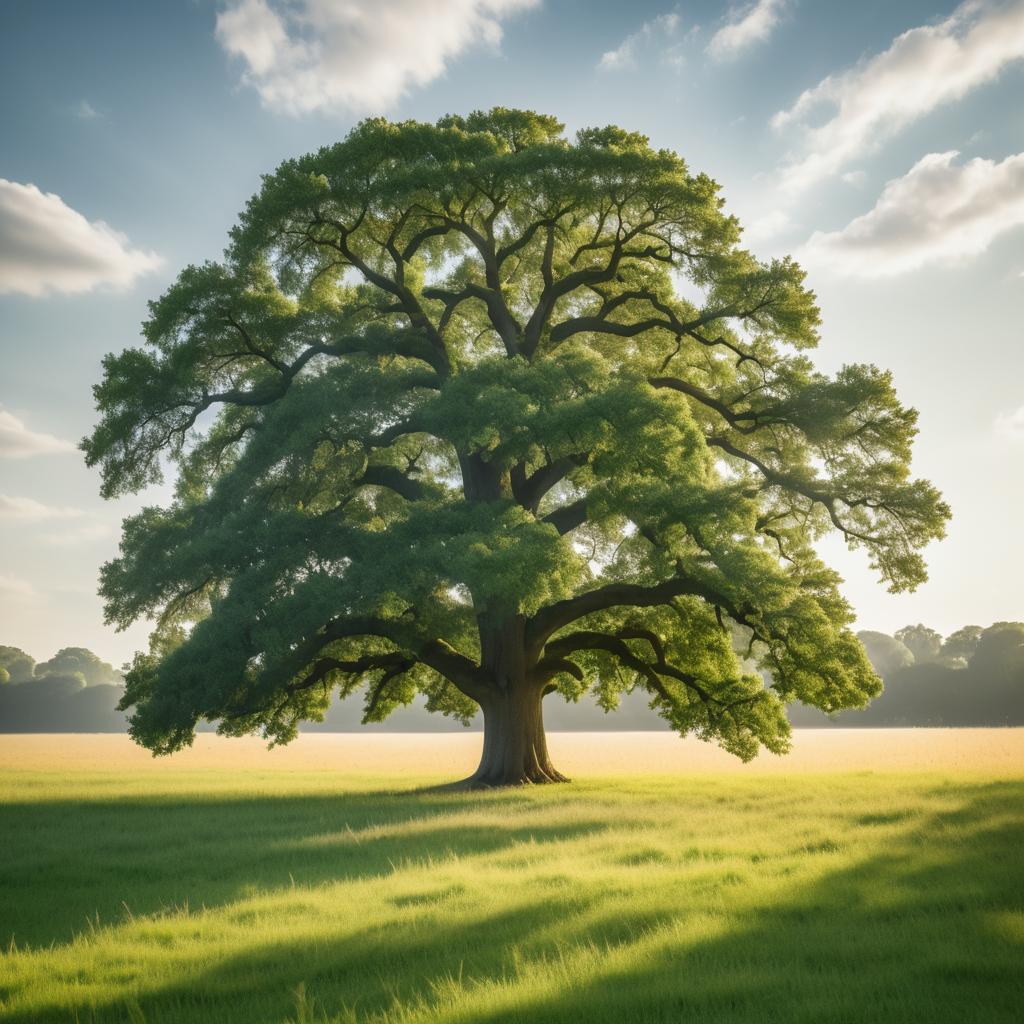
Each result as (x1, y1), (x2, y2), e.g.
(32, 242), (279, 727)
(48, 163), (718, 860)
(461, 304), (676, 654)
(787, 622), (1024, 727)
(0, 646), (128, 732)
(1, 622), (1022, 734)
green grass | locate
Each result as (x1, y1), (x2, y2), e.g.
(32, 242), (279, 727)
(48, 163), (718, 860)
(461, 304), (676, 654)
(1, 767), (1022, 1023)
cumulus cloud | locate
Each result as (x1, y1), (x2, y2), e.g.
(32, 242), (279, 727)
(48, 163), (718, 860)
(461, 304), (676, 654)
(0, 495), (84, 521)
(599, 11), (685, 71)
(0, 409), (76, 458)
(708, 0), (786, 60)
(773, 0), (1024, 192)
(216, 0), (539, 115)
(801, 150), (1024, 277)
(995, 405), (1024, 440)
(0, 180), (161, 297)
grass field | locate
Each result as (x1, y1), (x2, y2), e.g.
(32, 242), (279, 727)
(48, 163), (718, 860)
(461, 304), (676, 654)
(1, 732), (1022, 1023)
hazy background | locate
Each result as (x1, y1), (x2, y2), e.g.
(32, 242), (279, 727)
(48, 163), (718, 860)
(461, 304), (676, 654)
(1, 0), (1022, 669)
(3, 621), (1021, 731)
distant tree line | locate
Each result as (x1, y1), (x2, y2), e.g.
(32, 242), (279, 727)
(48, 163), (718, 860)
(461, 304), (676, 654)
(3, 622), (1021, 732)
(790, 622), (1024, 727)
(0, 645), (128, 732)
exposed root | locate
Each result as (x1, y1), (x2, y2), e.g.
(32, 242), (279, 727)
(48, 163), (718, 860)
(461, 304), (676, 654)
(463, 761), (572, 788)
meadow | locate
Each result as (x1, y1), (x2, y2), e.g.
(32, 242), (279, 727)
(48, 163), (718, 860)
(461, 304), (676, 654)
(1, 731), (1022, 1023)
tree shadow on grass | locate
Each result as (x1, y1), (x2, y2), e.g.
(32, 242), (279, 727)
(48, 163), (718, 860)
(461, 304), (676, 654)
(5, 882), (683, 1024)
(2, 781), (1022, 1024)
(451, 779), (1024, 1024)
(0, 786), (614, 949)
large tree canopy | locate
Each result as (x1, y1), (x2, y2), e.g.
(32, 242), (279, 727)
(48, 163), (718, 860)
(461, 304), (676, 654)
(85, 109), (949, 784)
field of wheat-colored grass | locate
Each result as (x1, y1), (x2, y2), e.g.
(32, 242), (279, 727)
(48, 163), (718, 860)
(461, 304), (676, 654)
(1, 731), (1021, 1023)
(4, 727), (1024, 776)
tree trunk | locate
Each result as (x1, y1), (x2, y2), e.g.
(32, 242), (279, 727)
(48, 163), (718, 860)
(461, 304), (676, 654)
(470, 595), (569, 786)
(469, 685), (569, 787)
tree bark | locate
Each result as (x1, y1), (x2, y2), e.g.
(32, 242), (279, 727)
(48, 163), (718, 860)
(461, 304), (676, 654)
(455, 446), (571, 786)
(469, 684), (569, 786)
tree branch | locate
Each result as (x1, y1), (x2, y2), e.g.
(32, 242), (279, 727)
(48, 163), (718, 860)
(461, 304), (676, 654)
(357, 464), (430, 502)
(527, 576), (714, 652)
(707, 435), (879, 546)
(541, 498), (588, 535)
(512, 455), (584, 511)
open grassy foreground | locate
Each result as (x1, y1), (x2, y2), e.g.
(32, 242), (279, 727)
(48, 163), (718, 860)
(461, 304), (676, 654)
(1, 732), (1022, 1024)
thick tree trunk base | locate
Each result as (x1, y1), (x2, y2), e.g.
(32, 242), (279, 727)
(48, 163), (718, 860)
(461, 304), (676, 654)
(467, 687), (570, 787)
(463, 766), (571, 789)
(440, 771), (570, 792)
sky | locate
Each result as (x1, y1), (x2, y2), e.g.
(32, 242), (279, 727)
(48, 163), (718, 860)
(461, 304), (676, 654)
(1, 0), (1022, 667)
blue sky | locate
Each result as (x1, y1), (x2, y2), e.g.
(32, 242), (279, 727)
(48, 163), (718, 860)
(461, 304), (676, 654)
(1, 0), (1023, 664)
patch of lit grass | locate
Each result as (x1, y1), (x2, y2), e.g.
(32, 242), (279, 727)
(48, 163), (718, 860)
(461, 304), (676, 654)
(0, 764), (1021, 1023)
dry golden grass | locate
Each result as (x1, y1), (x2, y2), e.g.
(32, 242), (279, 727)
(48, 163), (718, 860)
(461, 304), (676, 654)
(2, 727), (1022, 778)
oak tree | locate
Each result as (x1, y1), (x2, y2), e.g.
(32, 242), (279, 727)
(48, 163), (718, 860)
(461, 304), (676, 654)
(85, 110), (949, 785)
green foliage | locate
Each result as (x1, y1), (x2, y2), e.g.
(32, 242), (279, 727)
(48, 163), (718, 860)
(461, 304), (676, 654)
(857, 630), (915, 677)
(84, 109), (949, 762)
(0, 644), (35, 683)
(793, 620), (1024, 727)
(35, 646), (117, 686)
(0, 665), (9, 685)
(895, 624), (944, 664)
(941, 624), (983, 665)
(29, 672), (87, 698)
(971, 622), (1024, 678)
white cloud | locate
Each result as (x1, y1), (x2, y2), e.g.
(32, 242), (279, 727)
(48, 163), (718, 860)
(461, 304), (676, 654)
(744, 209), (792, 243)
(801, 150), (1024, 277)
(599, 11), (684, 71)
(0, 180), (161, 297)
(773, 0), (1024, 192)
(708, 0), (786, 60)
(74, 99), (100, 120)
(216, 0), (539, 115)
(0, 495), (84, 521)
(0, 410), (76, 458)
(995, 405), (1024, 440)
(841, 169), (867, 187)
(0, 573), (36, 599)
